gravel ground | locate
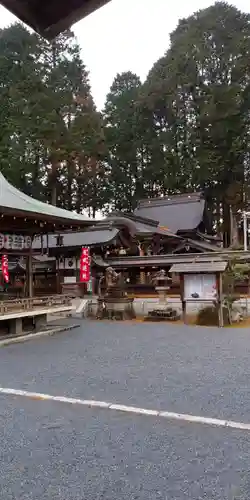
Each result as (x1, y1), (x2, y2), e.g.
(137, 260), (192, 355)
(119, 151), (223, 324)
(0, 395), (250, 500)
(1, 320), (250, 499)
(0, 321), (250, 421)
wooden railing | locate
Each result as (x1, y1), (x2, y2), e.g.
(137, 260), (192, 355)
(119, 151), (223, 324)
(0, 295), (71, 316)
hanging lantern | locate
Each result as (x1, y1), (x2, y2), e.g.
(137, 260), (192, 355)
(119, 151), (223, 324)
(2, 255), (9, 283)
(79, 247), (90, 283)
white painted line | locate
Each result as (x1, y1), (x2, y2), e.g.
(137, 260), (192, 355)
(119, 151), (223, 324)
(0, 386), (249, 431)
(109, 404), (159, 416)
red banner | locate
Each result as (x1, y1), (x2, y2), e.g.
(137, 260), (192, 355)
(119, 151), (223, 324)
(79, 247), (90, 283)
(2, 254), (9, 283)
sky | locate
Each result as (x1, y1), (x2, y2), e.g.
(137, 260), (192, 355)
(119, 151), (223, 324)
(0, 0), (249, 109)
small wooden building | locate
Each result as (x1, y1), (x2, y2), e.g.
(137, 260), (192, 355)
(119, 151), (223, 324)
(169, 261), (228, 327)
(0, 172), (92, 298)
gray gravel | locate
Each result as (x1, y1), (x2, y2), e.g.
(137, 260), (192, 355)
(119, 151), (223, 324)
(0, 395), (250, 500)
(1, 320), (250, 498)
(0, 321), (250, 421)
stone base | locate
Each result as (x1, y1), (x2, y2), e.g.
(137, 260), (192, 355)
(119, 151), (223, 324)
(97, 297), (135, 320)
(34, 314), (47, 331)
(9, 317), (23, 335)
(146, 306), (181, 322)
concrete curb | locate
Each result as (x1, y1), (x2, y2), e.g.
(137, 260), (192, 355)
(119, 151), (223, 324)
(0, 323), (80, 347)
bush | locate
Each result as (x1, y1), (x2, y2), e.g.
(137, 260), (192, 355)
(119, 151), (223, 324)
(196, 305), (230, 326)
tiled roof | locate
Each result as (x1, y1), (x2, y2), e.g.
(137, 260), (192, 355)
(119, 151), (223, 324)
(33, 227), (119, 250)
(170, 262), (228, 273)
(134, 192), (205, 234)
(0, 173), (92, 225)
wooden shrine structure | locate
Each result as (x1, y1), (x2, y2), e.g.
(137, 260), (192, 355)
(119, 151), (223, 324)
(0, 172), (93, 334)
(32, 192), (231, 296)
(0, 172), (92, 299)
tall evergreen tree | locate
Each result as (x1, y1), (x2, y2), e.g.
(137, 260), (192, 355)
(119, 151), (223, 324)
(144, 2), (250, 242)
(104, 71), (147, 211)
(0, 23), (108, 215)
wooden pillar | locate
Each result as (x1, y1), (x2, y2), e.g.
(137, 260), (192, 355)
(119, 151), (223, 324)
(180, 274), (187, 324)
(27, 248), (33, 298)
(182, 300), (187, 325)
(139, 244), (146, 284)
(218, 272), (224, 328)
(56, 257), (61, 294)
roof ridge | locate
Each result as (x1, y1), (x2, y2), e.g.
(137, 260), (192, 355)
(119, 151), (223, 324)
(137, 192), (203, 209)
(121, 212), (159, 228)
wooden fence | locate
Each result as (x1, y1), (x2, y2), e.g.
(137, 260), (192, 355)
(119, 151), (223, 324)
(0, 295), (71, 316)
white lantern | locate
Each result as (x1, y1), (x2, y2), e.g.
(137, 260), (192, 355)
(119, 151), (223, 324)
(4, 234), (13, 250)
(24, 236), (32, 249)
(0, 234), (4, 249)
(12, 234), (24, 250)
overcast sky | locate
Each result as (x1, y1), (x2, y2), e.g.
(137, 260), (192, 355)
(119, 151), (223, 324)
(0, 0), (249, 109)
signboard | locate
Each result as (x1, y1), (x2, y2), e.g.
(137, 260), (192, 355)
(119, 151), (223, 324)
(0, 234), (32, 250)
(79, 247), (90, 283)
(64, 276), (77, 284)
(184, 273), (217, 301)
(2, 255), (9, 283)
(58, 258), (76, 270)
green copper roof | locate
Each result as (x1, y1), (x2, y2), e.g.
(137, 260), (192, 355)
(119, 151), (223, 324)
(0, 173), (92, 225)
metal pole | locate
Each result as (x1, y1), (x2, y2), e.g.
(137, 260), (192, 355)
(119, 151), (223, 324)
(243, 211), (248, 251)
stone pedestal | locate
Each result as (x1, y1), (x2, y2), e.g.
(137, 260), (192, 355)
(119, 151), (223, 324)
(155, 286), (169, 308)
(34, 314), (47, 330)
(96, 270), (135, 320)
(9, 318), (23, 335)
(146, 270), (181, 321)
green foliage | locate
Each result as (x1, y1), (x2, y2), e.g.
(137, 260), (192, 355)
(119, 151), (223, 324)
(223, 259), (250, 299)
(196, 305), (230, 326)
(103, 72), (144, 211)
(196, 306), (220, 326)
(2, 1), (250, 227)
(101, 1), (250, 228)
(0, 23), (108, 213)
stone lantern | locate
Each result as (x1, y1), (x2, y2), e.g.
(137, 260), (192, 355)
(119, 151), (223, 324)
(146, 269), (181, 321)
(153, 270), (172, 309)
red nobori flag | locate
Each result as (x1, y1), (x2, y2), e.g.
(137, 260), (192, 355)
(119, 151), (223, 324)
(2, 254), (9, 283)
(79, 247), (90, 282)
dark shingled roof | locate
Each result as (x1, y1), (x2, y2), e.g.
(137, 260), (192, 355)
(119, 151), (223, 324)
(173, 238), (221, 253)
(33, 215), (182, 250)
(106, 212), (180, 238)
(92, 254), (230, 269)
(134, 192), (205, 234)
(1, 0), (111, 38)
(33, 226), (119, 250)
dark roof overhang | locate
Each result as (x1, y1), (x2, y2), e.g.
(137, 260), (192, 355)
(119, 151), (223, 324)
(1, 0), (111, 38)
(33, 226), (119, 250)
(173, 238), (222, 253)
(92, 250), (250, 268)
(170, 261), (228, 274)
